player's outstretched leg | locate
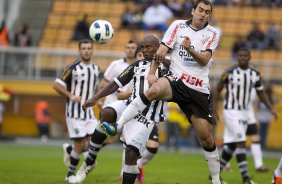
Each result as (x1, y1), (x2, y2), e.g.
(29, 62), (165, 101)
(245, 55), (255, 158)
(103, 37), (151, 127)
(101, 122), (117, 136)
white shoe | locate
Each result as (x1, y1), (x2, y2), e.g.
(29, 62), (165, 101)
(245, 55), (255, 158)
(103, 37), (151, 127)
(65, 175), (78, 184)
(63, 143), (71, 167)
(75, 161), (96, 183)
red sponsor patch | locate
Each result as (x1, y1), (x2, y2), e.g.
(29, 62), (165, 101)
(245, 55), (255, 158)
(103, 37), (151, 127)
(180, 73), (203, 87)
(166, 25), (179, 46)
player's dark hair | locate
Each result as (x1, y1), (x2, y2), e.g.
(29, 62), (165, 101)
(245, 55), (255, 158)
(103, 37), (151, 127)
(127, 39), (138, 45)
(238, 47), (251, 55)
(193, 0), (213, 13)
(134, 44), (141, 57)
(78, 39), (93, 49)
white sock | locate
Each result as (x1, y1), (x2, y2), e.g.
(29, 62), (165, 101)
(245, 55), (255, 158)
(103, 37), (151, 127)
(120, 144), (126, 176)
(204, 148), (220, 183)
(137, 148), (156, 167)
(250, 143), (263, 168)
(274, 157), (282, 177)
(116, 96), (148, 128)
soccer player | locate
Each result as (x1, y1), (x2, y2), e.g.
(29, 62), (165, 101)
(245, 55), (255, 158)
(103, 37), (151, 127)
(52, 39), (100, 183)
(272, 156), (282, 184)
(74, 35), (168, 184)
(101, 0), (222, 183)
(213, 47), (278, 184)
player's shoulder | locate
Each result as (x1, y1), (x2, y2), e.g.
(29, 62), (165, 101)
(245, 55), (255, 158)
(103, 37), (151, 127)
(249, 65), (260, 74)
(171, 19), (188, 27)
(206, 24), (221, 35)
(225, 64), (239, 73)
(65, 60), (80, 70)
(111, 58), (126, 65)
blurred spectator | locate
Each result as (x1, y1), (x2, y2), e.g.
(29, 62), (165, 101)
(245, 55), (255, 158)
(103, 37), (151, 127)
(35, 100), (51, 142)
(182, 0), (194, 17)
(246, 22), (265, 49)
(0, 20), (10, 47)
(141, 0), (173, 32)
(0, 85), (12, 134)
(121, 4), (143, 29)
(231, 35), (247, 60)
(121, 5), (135, 28)
(263, 21), (280, 50)
(71, 14), (90, 41)
(257, 82), (274, 148)
(14, 23), (32, 47)
(168, 0), (183, 17)
(212, 0), (229, 5)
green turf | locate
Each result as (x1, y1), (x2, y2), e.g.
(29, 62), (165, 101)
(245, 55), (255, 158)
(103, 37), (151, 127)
(0, 143), (279, 184)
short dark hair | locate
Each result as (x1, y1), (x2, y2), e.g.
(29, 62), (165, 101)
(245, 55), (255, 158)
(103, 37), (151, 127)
(193, 0), (213, 13)
(127, 39), (138, 45)
(238, 47), (251, 55)
(78, 39), (93, 49)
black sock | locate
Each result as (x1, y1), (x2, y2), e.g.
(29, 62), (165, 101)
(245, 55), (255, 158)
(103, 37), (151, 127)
(122, 172), (137, 184)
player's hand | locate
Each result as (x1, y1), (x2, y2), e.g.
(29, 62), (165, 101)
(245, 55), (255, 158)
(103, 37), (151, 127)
(153, 53), (164, 63)
(82, 98), (97, 111)
(148, 74), (158, 86)
(271, 110), (278, 121)
(70, 95), (81, 103)
(182, 36), (192, 51)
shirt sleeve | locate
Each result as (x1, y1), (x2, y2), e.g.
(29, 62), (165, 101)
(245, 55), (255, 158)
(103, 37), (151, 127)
(255, 72), (264, 91)
(114, 61), (138, 88)
(55, 65), (73, 88)
(162, 20), (180, 49)
(103, 61), (117, 82)
(204, 27), (221, 54)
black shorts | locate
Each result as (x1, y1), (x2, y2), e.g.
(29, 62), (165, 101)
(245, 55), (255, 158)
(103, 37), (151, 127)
(246, 123), (258, 135)
(166, 77), (214, 124)
(148, 124), (158, 142)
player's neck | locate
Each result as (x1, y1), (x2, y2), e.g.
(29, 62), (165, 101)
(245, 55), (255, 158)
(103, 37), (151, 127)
(81, 60), (91, 65)
(126, 57), (135, 64)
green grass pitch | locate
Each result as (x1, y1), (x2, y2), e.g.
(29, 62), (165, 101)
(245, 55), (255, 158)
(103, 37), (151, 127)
(0, 143), (279, 184)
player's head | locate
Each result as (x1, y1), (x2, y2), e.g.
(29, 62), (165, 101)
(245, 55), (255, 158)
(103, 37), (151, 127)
(135, 45), (144, 60)
(140, 35), (160, 61)
(125, 40), (138, 60)
(237, 47), (251, 69)
(78, 39), (93, 62)
(191, 0), (212, 29)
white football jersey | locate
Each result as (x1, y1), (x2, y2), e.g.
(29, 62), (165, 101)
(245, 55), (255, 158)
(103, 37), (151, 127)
(162, 20), (221, 94)
(103, 58), (130, 106)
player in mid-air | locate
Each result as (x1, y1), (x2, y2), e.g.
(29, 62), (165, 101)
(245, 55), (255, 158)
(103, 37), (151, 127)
(213, 47), (278, 184)
(100, 0), (222, 183)
(72, 35), (168, 184)
(52, 39), (100, 183)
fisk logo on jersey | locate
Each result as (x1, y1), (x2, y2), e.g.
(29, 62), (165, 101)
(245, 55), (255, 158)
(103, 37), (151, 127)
(134, 114), (151, 128)
(166, 25), (179, 46)
(180, 73), (203, 87)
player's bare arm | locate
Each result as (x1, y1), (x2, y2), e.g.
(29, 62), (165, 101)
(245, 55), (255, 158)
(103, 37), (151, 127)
(212, 73), (226, 121)
(256, 90), (278, 120)
(182, 36), (212, 66)
(52, 82), (81, 103)
(82, 80), (119, 110)
(148, 45), (169, 85)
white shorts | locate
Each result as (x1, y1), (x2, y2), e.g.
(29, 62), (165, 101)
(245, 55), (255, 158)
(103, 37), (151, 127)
(245, 107), (256, 125)
(66, 117), (98, 139)
(223, 109), (249, 143)
(120, 114), (155, 156)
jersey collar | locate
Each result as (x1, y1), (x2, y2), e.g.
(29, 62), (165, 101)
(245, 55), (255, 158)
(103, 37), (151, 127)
(186, 19), (208, 31)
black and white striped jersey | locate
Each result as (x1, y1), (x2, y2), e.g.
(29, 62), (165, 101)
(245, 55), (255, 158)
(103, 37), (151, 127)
(221, 65), (263, 110)
(114, 59), (168, 122)
(55, 60), (100, 120)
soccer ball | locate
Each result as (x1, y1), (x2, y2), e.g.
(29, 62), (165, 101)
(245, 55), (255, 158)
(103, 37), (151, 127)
(89, 20), (114, 44)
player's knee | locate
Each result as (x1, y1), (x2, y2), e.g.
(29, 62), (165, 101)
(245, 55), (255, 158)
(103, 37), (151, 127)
(199, 135), (214, 148)
(100, 107), (117, 124)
